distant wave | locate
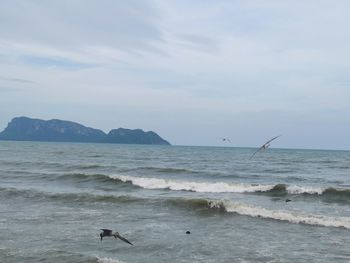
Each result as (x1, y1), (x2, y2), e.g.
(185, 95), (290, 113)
(83, 256), (127, 263)
(268, 184), (350, 201)
(110, 175), (350, 199)
(56, 173), (129, 185)
(67, 164), (105, 170)
(86, 154), (103, 158)
(124, 166), (202, 174)
(95, 256), (126, 263)
(120, 166), (247, 179)
(0, 187), (140, 204)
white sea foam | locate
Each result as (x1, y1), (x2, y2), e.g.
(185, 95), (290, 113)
(208, 200), (350, 229)
(111, 175), (275, 193)
(111, 175), (330, 195)
(96, 256), (126, 263)
(286, 185), (324, 195)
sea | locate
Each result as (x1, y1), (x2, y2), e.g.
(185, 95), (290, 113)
(0, 141), (349, 263)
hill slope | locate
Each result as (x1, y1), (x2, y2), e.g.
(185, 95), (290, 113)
(0, 117), (170, 145)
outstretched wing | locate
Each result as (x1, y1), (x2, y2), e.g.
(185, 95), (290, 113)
(250, 146), (264, 159)
(250, 135), (281, 159)
(218, 137), (232, 143)
(115, 233), (133, 246)
(263, 135), (281, 146)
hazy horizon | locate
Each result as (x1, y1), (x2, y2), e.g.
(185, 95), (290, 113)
(0, 115), (348, 152)
(1, 1), (350, 150)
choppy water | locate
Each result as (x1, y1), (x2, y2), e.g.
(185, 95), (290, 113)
(0, 141), (349, 263)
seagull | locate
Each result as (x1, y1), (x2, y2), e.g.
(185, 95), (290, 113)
(219, 137), (232, 143)
(100, 229), (133, 245)
(250, 135), (281, 159)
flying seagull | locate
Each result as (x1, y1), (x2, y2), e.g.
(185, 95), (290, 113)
(100, 229), (133, 245)
(250, 135), (281, 159)
(219, 137), (232, 143)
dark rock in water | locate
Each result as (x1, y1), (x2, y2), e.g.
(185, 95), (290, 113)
(186, 231), (191, 234)
(285, 199), (292, 202)
(0, 116), (171, 145)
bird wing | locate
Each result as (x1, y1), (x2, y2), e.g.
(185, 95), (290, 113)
(263, 135), (281, 147)
(250, 146), (264, 159)
(115, 233), (133, 246)
(250, 135), (281, 159)
(218, 137), (231, 143)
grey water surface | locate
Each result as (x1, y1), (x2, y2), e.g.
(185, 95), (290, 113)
(0, 141), (349, 263)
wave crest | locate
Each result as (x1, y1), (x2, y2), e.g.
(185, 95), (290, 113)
(111, 175), (276, 193)
(163, 197), (350, 229)
(210, 199), (350, 229)
(2, 186), (349, 229)
(38, 173), (350, 202)
(96, 256), (126, 263)
(109, 175), (350, 200)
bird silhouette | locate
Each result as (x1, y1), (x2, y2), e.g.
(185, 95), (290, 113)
(250, 135), (281, 159)
(100, 229), (133, 245)
(218, 137), (232, 143)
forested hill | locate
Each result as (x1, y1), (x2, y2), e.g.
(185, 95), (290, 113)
(0, 117), (171, 145)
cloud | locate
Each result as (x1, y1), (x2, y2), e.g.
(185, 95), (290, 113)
(0, 0), (350, 148)
(19, 55), (94, 70)
(0, 0), (163, 51)
(0, 77), (36, 84)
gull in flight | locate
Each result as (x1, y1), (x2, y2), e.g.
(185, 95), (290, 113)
(250, 135), (281, 159)
(219, 137), (232, 143)
(100, 229), (133, 245)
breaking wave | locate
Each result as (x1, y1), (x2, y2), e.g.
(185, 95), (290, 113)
(110, 175), (350, 199)
(206, 199), (350, 229)
(166, 197), (350, 229)
(21, 172), (350, 202)
(1, 186), (349, 229)
(95, 256), (127, 263)
(111, 175), (276, 193)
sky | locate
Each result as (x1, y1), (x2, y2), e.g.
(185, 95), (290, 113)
(1, 0), (350, 150)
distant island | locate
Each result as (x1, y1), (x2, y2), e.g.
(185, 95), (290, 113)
(0, 117), (171, 145)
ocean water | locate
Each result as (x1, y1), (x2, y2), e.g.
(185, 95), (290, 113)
(0, 141), (349, 263)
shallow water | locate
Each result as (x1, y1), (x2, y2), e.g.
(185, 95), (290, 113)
(0, 141), (349, 262)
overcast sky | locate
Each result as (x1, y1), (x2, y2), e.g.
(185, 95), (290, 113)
(1, 0), (350, 149)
